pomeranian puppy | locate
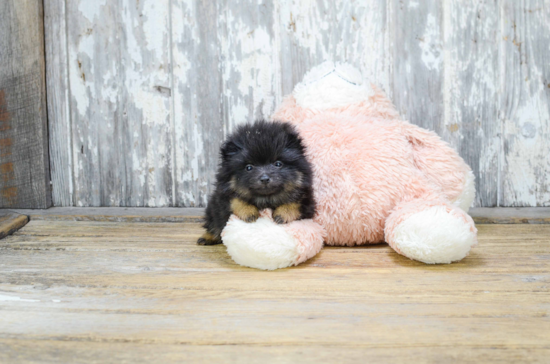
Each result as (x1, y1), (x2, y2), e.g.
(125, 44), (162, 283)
(197, 120), (315, 245)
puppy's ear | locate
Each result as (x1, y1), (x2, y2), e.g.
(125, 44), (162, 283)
(221, 141), (242, 160)
(284, 128), (302, 150)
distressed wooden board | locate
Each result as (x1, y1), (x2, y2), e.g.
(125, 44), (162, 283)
(0, 212), (28, 239)
(218, 0), (281, 130)
(0, 221), (549, 362)
(0, 0), (51, 209)
(44, 0), (73, 207)
(171, 0), (224, 207)
(500, 0), (550, 207)
(64, 0), (174, 207)
(389, 0), (444, 133)
(440, 0), (500, 207)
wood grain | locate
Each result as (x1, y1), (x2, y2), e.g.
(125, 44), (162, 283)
(1, 340), (548, 364)
(0, 220), (549, 362)
(0, 0), (51, 208)
(44, 0), (73, 207)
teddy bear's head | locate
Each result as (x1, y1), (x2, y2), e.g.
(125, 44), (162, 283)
(292, 62), (374, 110)
(273, 62), (399, 124)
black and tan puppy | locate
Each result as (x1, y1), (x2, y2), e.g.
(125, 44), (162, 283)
(197, 120), (315, 245)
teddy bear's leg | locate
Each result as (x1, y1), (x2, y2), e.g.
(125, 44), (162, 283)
(222, 210), (326, 270)
(384, 199), (477, 264)
(401, 122), (476, 212)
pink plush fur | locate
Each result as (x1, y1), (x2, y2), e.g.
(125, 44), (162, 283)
(272, 87), (475, 247)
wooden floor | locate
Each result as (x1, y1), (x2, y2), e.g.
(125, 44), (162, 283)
(1, 220), (549, 363)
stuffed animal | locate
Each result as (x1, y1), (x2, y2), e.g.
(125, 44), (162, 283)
(222, 62), (477, 270)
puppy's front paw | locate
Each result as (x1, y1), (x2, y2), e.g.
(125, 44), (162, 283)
(197, 233), (222, 245)
(273, 214), (286, 224)
(243, 212), (259, 223)
(273, 203), (301, 224)
(231, 198), (260, 223)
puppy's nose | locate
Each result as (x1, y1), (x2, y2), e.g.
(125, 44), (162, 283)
(260, 175), (270, 184)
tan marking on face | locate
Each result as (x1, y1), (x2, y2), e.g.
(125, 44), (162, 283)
(273, 202), (301, 224)
(283, 171), (304, 193)
(231, 198), (260, 222)
(229, 176), (250, 198)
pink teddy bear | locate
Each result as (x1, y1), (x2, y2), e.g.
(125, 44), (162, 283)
(222, 62), (477, 270)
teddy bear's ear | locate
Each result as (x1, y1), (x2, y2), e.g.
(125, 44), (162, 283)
(221, 141), (242, 160)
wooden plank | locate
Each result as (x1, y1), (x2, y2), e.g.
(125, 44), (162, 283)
(218, 0), (281, 130)
(44, 0), (73, 207)
(0, 221), (549, 362)
(441, 0), (500, 207)
(0, 0), (51, 208)
(1, 340), (548, 364)
(500, 0), (550, 206)
(66, 0), (174, 207)
(389, 0), (443, 133)
(171, 0), (224, 207)
(0, 211), (28, 239)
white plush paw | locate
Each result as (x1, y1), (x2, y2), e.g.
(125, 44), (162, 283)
(222, 214), (300, 270)
(391, 206), (477, 264)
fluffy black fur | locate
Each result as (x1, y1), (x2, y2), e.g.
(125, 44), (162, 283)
(197, 120), (315, 245)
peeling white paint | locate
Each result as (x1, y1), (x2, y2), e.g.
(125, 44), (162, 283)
(419, 14), (442, 71)
(78, 0), (107, 22)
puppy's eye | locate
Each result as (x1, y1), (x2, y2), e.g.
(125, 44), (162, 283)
(274, 161), (283, 168)
(245, 165), (254, 171)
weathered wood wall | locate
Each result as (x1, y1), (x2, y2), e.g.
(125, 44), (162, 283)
(44, 0), (550, 208)
(0, 0), (51, 208)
